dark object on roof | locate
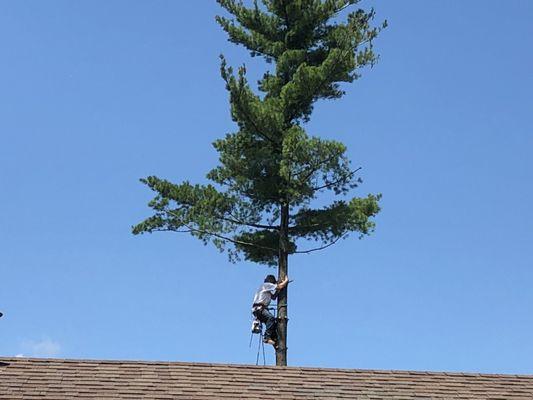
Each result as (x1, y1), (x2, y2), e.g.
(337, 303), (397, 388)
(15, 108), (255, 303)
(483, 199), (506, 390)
(1, 357), (532, 399)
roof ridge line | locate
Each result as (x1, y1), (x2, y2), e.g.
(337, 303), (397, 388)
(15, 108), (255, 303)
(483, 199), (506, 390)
(1, 356), (532, 378)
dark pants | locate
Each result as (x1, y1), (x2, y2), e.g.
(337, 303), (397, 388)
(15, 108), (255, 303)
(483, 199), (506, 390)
(254, 308), (277, 342)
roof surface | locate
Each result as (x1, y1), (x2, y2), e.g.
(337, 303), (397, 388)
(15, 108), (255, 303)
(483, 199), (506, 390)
(1, 357), (533, 399)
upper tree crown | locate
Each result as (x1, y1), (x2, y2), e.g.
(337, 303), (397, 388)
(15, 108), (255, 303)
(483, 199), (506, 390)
(133, 0), (385, 265)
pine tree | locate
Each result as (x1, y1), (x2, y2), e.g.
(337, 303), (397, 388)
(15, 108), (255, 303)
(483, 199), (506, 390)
(133, 0), (386, 366)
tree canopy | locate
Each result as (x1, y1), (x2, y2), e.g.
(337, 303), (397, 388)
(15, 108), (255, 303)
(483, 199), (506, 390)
(133, 0), (385, 267)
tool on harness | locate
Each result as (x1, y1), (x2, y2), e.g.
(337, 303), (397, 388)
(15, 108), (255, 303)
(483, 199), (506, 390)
(250, 303), (266, 334)
(251, 318), (261, 334)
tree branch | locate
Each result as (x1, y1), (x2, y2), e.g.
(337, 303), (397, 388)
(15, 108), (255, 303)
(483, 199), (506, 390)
(165, 209), (277, 232)
(288, 222), (323, 232)
(294, 235), (344, 254)
(242, 189), (280, 204)
(222, 214), (279, 231)
(154, 222), (279, 253)
(234, 89), (279, 146)
(311, 167), (361, 192)
(294, 150), (345, 183)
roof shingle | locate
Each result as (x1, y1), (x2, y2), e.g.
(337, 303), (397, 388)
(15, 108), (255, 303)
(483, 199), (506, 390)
(1, 357), (532, 399)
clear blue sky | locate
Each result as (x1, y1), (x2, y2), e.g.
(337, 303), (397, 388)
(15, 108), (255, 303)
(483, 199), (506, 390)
(1, 1), (532, 374)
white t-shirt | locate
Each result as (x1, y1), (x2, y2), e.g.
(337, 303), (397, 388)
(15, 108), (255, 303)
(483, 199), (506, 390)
(252, 283), (277, 308)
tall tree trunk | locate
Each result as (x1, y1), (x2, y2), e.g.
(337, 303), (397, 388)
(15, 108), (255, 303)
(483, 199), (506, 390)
(276, 203), (289, 366)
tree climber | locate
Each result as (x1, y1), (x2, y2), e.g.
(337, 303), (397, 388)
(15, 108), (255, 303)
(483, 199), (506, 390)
(252, 275), (289, 347)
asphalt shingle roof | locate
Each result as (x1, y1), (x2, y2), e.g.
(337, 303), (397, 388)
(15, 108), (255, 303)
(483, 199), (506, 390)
(1, 357), (532, 399)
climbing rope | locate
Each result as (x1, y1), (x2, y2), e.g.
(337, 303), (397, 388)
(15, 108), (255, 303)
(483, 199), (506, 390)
(249, 305), (277, 366)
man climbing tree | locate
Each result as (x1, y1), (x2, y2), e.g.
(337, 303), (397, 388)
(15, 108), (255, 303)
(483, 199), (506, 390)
(252, 275), (290, 347)
(133, 0), (386, 366)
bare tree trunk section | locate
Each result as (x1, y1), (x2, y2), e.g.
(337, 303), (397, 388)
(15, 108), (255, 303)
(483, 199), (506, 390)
(276, 204), (289, 366)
